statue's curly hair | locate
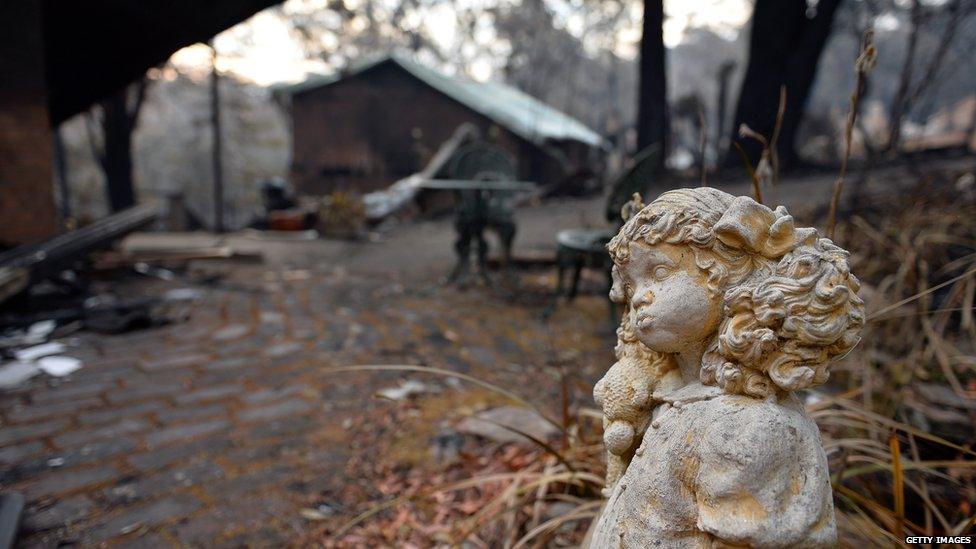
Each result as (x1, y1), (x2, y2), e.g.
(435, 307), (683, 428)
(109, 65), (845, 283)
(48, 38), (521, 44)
(607, 188), (773, 297)
(700, 237), (865, 398)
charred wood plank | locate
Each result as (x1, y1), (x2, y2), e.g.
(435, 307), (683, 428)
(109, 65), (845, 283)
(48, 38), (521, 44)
(0, 203), (159, 287)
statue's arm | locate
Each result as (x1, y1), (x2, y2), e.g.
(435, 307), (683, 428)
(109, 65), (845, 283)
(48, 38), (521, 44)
(693, 405), (837, 548)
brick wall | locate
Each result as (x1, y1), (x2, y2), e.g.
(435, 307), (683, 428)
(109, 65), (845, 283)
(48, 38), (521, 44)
(0, 0), (59, 246)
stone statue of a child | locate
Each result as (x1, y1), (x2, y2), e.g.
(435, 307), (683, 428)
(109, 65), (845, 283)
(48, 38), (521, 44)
(590, 187), (865, 547)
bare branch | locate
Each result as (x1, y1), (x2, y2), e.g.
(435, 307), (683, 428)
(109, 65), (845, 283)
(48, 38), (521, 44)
(885, 0), (922, 152)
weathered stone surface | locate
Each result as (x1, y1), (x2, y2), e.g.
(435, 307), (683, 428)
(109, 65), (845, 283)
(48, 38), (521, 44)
(54, 437), (140, 468)
(145, 419), (231, 447)
(241, 385), (301, 404)
(129, 437), (233, 472)
(173, 384), (243, 405)
(141, 353), (210, 371)
(79, 400), (167, 425)
(22, 495), (94, 532)
(455, 406), (559, 444)
(30, 379), (113, 404)
(589, 189), (865, 547)
(243, 415), (314, 440)
(238, 399), (312, 422)
(0, 418), (69, 445)
(203, 356), (251, 372)
(156, 403), (227, 423)
(0, 440), (45, 464)
(86, 494), (203, 542)
(6, 397), (104, 423)
(171, 495), (294, 547)
(209, 465), (297, 500)
(107, 382), (186, 404)
(52, 418), (149, 448)
(24, 465), (119, 499)
(103, 460), (224, 504)
(2, 438), (140, 485)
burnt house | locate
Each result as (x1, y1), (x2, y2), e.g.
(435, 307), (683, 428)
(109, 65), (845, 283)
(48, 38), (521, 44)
(280, 54), (606, 196)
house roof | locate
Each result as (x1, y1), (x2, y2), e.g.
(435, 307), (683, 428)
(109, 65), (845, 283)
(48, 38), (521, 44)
(278, 54), (606, 149)
(43, 0), (281, 124)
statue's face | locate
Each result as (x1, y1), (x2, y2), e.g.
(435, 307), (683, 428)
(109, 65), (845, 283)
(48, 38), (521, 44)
(620, 242), (723, 354)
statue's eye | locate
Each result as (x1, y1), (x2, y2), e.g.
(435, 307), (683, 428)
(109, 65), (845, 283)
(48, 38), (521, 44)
(652, 265), (672, 280)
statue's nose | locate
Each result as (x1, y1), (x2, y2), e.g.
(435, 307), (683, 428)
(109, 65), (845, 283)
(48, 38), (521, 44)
(635, 289), (654, 306)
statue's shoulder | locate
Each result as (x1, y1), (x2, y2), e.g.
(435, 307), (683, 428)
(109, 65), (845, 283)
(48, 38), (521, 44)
(698, 394), (821, 465)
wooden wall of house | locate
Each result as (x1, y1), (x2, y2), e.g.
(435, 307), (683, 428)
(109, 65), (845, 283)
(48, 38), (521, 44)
(289, 62), (567, 196)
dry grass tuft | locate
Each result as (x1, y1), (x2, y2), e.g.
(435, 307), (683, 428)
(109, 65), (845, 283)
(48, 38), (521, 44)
(821, 174), (976, 544)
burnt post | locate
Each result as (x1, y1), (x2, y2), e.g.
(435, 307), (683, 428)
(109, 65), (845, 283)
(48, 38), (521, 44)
(636, 0), (668, 168)
(210, 41), (225, 233)
(714, 61), (736, 158)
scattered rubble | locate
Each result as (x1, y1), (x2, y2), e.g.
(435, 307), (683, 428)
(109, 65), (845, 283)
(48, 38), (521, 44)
(0, 340), (83, 389)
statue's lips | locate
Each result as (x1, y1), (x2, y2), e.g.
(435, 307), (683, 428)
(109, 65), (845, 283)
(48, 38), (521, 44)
(635, 313), (654, 329)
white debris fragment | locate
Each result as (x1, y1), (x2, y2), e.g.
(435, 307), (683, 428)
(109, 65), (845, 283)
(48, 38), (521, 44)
(164, 288), (204, 301)
(14, 342), (66, 362)
(37, 356), (83, 377)
(376, 379), (436, 401)
(28, 320), (57, 339)
(0, 361), (41, 389)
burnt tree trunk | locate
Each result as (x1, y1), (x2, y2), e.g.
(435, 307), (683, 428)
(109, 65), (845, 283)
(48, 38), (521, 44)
(636, 0), (667, 167)
(715, 61), (736, 155)
(94, 80), (149, 213)
(101, 89), (136, 211)
(727, 0), (841, 170)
